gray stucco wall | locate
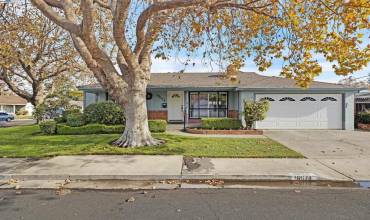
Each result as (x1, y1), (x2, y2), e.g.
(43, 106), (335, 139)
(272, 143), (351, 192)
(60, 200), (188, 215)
(84, 90), (168, 112)
(344, 92), (355, 130)
(228, 91), (238, 110)
(147, 90), (167, 111)
(84, 92), (98, 108)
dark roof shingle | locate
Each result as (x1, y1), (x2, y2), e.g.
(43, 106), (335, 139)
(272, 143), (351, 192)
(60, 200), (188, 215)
(79, 72), (354, 90)
(0, 95), (28, 105)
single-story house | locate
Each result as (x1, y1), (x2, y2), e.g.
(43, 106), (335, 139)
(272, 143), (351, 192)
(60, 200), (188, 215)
(0, 95), (33, 115)
(355, 91), (370, 113)
(79, 72), (361, 130)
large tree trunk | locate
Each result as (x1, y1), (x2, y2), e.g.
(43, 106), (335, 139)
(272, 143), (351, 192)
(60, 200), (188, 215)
(113, 88), (162, 148)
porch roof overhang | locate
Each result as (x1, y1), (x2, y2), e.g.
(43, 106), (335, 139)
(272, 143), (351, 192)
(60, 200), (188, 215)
(147, 86), (237, 91)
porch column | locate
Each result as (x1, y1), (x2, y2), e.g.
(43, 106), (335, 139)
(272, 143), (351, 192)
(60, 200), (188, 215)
(13, 105), (16, 114)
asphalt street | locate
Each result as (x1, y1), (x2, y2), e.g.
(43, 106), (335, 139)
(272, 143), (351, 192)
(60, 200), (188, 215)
(0, 188), (369, 220)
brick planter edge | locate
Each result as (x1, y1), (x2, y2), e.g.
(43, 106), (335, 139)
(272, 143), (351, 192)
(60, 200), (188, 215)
(185, 128), (263, 135)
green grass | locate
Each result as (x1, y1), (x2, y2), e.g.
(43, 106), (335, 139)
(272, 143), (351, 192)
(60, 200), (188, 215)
(0, 125), (303, 158)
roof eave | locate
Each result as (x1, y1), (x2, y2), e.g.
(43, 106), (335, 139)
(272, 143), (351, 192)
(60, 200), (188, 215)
(236, 87), (362, 92)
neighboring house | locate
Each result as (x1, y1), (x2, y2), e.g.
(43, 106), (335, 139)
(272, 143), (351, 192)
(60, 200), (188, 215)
(0, 95), (33, 115)
(79, 72), (360, 130)
(355, 91), (370, 113)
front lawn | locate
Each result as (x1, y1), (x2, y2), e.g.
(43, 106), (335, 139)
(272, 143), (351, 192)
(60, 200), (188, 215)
(0, 125), (303, 158)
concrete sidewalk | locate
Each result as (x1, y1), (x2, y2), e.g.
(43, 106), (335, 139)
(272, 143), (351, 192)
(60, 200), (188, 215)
(0, 155), (355, 183)
(1, 155), (183, 181)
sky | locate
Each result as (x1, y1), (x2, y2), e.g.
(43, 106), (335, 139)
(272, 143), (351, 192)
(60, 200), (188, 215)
(151, 56), (370, 84)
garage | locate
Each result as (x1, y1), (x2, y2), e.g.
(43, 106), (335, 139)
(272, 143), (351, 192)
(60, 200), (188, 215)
(255, 94), (342, 129)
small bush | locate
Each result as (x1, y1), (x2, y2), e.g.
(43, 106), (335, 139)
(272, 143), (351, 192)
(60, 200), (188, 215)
(54, 117), (65, 124)
(16, 107), (28, 116)
(358, 111), (370, 124)
(148, 120), (167, 133)
(57, 124), (125, 135)
(201, 118), (242, 130)
(66, 112), (86, 127)
(244, 100), (269, 129)
(39, 121), (57, 135)
(84, 101), (124, 125)
(62, 109), (81, 122)
(56, 121), (166, 135)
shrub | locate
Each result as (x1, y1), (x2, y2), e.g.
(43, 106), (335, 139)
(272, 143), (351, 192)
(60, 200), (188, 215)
(84, 101), (124, 125)
(358, 111), (370, 124)
(201, 118), (242, 130)
(56, 121), (166, 135)
(148, 120), (167, 133)
(62, 109), (81, 122)
(54, 117), (65, 124)
(39, 120), (57, 135)
(16, 107), (28, 116)
(66, 112), (86, 127)
(57, 124), (124, 135)
(33, 104), (47, 122)
(243, 100), (269, 129)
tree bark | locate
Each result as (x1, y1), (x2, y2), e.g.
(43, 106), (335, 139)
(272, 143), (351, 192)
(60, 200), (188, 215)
(113, 86), (162, 148)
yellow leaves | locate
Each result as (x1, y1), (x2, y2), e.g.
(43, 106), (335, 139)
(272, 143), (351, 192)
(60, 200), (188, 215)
(225, 59), (243, 82)
(191, 21), (203, 34)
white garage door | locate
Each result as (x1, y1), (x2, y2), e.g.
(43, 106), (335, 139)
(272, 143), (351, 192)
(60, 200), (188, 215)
(255, 94), (342, 129)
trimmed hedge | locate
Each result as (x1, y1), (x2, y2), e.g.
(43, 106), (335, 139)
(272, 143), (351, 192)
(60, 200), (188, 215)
(84, 101), (124, 125)
(148, 120), (167, 133)
(56, 120), (167, 135)
(39, 121), (57, 135)
(201, 118), (242, 130)
(57, 124), (124, 135)
(66, 112), (86, 127)
(54, 117), (65, 124)
(62, 109), (81, 122)
(358, 111), (370, 124)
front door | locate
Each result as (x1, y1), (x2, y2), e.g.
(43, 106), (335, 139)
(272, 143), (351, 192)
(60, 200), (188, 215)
(167, 91), (184, 122)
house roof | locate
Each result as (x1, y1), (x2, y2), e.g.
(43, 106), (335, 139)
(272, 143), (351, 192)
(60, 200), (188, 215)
(0, 95), (28, 105)
(79, 72), (357, 91)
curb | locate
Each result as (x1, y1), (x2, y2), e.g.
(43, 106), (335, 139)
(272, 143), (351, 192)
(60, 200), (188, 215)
(1, 173), (353, 182)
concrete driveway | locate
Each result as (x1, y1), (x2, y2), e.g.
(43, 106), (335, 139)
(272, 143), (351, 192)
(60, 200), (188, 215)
(264, 130), (370, 181)
(264, 130), (370, 159)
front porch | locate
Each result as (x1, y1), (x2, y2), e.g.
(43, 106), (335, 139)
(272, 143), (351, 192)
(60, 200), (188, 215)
(146, 89), (240, 127)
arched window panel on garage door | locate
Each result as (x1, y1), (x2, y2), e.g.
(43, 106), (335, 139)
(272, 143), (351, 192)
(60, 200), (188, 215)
(259, 97), (275, 101)
(279, 97), (295, 101)
(321, 97), (337, 101)
(300, 97), (316, 101)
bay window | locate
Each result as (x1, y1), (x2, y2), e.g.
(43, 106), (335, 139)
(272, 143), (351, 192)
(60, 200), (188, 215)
(189, 92), (228, 119)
